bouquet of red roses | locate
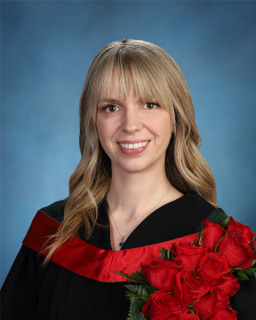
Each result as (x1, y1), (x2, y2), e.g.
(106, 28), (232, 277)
(115, 216), (256, 320)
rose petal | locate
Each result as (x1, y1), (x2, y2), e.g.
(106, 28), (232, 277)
(142, 290), (189, 320)
(217, 235), (254, 269)
(201, 220), (225, 252)
(141, 259), (182, 292)
(173, 271), (210, 305)
(208, 307), (237, 320)
(228, 217), (255, 244)
(193, 288), (230, 320)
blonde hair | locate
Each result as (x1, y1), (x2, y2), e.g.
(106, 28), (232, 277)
(44, 39), (217, 263)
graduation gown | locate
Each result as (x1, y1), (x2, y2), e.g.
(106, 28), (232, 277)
(1, 193), (256, 319)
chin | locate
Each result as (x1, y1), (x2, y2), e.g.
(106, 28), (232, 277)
(115, 160), (152, 174)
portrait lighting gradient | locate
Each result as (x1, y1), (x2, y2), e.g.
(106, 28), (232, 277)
(1, 1), (256, 287)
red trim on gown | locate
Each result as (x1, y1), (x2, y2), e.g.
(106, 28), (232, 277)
(22, 210), (198, 283)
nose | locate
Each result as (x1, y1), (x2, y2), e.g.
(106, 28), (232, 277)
(121, 107), (144, 134)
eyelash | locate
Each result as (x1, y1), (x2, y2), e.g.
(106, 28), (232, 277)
(101, 102), (160, 113)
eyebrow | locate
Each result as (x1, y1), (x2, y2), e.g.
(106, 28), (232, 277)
(98, 97), (148, 104)
(98, 98), (122, 104)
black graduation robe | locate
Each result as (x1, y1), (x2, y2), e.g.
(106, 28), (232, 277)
(1, 193), (256, 319)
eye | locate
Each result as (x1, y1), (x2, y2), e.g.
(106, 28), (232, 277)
(102, 104), (120, 113)
(143, 102), (160, 109)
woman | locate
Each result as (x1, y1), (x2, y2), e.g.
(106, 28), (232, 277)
(1, 39), (255, 319)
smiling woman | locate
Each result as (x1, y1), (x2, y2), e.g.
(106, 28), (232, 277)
(1, 39), (255, 320)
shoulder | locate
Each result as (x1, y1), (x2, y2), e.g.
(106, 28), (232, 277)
(176, 192), (228, 232)
(22, 199), (67, 258)
(39, 198), (68, 223)
(183, 193), (228, 232)
(183, 192), (215, 212)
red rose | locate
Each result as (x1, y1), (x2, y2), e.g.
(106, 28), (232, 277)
(228, 217), (255, 247)
(201, 220), (225, 252)
(173, 271), (209, 304)
(142, 290), (190, 320)
(171, 243), (208, 272)
(216, 217), (256, 270)
(193, 288), (230, 320)
(196, 252), (231, 287)
(141, 259), (182, 292)
(217, 229), (255, 270)
(216, 272), (240, 297)
(208, 307), (237, 320)
(195, 252), (239, 296)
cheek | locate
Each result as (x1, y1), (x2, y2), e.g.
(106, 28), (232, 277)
(150, 115), (172, 140)
(96, 117), (105, 144)
(96, 116), (115, 145)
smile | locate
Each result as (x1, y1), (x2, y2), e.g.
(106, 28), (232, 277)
(118, 141), (150, 149)
(117, 140), (150, 155)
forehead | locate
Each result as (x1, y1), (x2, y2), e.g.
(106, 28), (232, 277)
(98, 70), (155, 103)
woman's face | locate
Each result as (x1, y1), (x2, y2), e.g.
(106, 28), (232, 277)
(96, 74), (174, 175)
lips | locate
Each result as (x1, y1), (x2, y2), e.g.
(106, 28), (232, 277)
(117, 140), (150, 155)
(118, 139), (150, 144)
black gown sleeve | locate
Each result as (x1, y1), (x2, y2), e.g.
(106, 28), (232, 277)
(1, 244), (39, 320)
(0, 199), (66, 320)
(230, 267), (256, 319)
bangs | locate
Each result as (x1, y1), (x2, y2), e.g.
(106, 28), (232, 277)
(93, 49), (174, 113)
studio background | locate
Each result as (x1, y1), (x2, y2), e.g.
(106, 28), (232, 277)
(1, 1), (256, 287)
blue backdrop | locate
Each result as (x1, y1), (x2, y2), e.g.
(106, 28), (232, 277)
(1, 1), (256, 287)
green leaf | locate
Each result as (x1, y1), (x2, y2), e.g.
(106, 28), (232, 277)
(153, 256), (165, 260)
(114, 270), (145, 284)
(159, 246), (167, 260)
(247, 267), (256, 280)
(220, 216), (231, 229)
(244, 269), (253, 276)
(198, 231), (203, 245)
(250, 259), (256, 267)
(144, 284), (157, 296)
(136, 270), (142, 280)
(126, 297), (146, 320)
(235, 270), (249, 281)
(157, 245), (173, 260)
(191, 233), (199, 245)
(114, 270), (129, 277)
(124, 283), (155, 304)
(125, 284), (139, 293)
(166, 247), (171, 259)
(114, 270), (134, 280)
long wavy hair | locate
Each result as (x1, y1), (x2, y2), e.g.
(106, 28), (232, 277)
(44, 39), (217, 263)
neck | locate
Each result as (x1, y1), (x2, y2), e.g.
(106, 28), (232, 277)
(106, 163), (183, 222)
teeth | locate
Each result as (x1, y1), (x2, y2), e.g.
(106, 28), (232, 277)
(120, 141), (149, 149)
